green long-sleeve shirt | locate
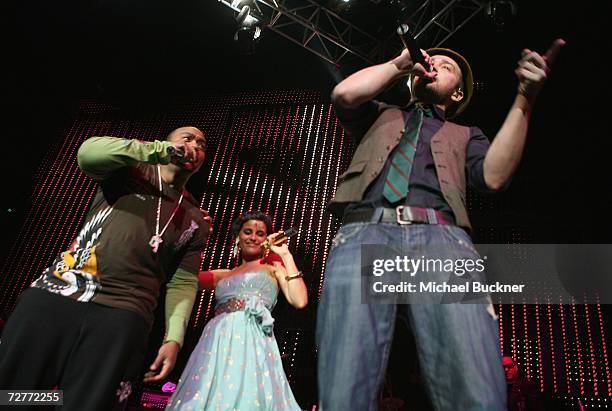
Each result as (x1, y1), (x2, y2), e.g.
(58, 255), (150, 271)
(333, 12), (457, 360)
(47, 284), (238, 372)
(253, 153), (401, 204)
(32, 136), (206, 348)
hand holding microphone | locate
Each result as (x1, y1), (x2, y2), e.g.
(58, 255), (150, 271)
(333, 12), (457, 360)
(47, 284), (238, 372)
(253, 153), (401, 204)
(394, 24), (436, 79)
(167, 145), (184, 159)
(167, 143), (197, 164)
(396, 24), (431, 71)
(263, 227), (298, 251)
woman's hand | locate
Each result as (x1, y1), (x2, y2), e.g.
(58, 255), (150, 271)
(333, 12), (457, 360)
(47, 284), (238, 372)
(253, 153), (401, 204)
(266, 231), (291, 257)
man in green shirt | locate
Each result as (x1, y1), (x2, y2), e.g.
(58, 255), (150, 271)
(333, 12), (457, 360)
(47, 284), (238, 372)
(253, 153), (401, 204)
(0, 127), (211, 411)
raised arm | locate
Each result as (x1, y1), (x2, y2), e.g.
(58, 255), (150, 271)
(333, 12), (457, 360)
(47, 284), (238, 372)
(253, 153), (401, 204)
(77, 136), (175, 181)
(483, 39), (565, 190)
(267, 238), (307, 309)
(331, 48), (435, 109)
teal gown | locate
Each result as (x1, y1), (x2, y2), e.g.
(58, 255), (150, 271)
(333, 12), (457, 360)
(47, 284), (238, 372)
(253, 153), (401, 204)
(166, 271), (301, 410)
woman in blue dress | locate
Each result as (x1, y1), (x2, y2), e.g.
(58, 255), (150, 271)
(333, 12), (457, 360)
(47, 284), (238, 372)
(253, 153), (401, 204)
(167, 212), (308, 410)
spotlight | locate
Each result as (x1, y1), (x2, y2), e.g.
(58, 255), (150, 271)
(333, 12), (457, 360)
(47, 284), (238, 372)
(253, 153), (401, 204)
(231, 0), (263, 54)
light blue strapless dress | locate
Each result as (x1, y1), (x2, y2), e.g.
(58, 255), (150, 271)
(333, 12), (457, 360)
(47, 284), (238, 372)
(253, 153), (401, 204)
(166, 271), (301, 410)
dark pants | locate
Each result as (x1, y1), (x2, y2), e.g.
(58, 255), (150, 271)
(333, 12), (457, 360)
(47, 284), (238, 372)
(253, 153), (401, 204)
(0, 288), (148, 411)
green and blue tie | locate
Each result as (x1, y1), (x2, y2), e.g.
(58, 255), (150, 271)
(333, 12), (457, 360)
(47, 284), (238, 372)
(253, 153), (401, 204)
(382, 105), (431, 203)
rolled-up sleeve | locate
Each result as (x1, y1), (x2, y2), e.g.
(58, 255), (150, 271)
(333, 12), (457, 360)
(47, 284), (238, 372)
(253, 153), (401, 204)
(465, 126), (511, 193)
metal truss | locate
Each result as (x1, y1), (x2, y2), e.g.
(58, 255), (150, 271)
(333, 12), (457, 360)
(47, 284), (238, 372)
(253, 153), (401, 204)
(402, 0), (485, 49)
(217, 0), (485, 66)
(373, 0), (486, 61)
(218, 0), (380, 65)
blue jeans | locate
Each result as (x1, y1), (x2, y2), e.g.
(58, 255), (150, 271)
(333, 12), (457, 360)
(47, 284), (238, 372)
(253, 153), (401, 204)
(316, 223), (507, 411)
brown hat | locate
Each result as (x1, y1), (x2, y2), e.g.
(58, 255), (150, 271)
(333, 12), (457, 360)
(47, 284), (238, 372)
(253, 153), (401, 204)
(425, 47), (473, 118)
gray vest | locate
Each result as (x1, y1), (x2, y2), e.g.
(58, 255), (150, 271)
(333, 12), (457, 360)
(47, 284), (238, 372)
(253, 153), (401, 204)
(329, 107), (473, 230)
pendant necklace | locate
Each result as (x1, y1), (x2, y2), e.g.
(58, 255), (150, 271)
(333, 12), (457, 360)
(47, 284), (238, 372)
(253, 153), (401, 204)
(149, 165), (183, 253)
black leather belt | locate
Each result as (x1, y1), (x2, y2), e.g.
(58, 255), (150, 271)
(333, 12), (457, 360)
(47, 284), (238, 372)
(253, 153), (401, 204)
(343, 206), (455, 226)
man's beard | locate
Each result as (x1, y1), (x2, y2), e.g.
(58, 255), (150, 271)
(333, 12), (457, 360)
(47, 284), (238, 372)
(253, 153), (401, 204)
(412, 81), (447, 105)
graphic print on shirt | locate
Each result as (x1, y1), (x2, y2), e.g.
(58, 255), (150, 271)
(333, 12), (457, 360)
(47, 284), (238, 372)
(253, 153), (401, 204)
(174, 219), (199, 251)
(31, 206), (113, 301)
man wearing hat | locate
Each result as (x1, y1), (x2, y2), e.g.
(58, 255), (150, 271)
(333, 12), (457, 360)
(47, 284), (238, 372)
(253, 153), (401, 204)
(317, 40), (564, 410)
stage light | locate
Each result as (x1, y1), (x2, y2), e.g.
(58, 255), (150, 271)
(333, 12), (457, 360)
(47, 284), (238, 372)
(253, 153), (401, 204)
(231, 0), (263, 54)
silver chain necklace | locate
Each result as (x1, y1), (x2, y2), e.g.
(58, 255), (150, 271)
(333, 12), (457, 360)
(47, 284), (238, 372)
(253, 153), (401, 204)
(148, 165), (184, 253)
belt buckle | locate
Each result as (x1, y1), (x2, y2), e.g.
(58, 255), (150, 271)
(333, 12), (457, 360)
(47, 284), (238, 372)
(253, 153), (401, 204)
(395, 206), (413, 225)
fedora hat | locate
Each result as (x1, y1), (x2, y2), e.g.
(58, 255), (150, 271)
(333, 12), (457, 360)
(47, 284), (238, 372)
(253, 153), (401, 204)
(425, 47), (473, 118)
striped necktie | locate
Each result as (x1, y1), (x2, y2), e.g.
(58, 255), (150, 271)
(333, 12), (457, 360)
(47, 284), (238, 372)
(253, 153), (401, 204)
(382, 104), (432, 203)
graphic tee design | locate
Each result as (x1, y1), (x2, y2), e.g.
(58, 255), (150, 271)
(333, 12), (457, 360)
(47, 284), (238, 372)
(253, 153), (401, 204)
(32, 206), (113, 301)
(31, 163), (207, 325)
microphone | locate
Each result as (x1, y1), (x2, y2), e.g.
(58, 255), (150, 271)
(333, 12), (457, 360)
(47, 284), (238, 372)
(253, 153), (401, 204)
(263, 227), (298, 250)
(166, 145), (184, 159)
(396, 24), (432, 72)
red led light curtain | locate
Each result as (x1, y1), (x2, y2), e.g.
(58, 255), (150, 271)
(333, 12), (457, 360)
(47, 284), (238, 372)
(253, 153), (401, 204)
(0, 90), (609, 406)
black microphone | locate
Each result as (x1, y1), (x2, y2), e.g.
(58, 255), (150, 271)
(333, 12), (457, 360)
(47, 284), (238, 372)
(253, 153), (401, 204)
(396, 24), (432, 72)
(263, 227), (299, 250)
(166, 145), (184, 159)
